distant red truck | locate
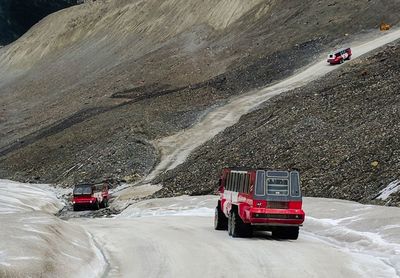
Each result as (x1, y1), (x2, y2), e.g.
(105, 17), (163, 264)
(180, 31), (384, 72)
(327, 47), (352, 64)
(72, 182), (110, 211)
(214, 168), (305, 239)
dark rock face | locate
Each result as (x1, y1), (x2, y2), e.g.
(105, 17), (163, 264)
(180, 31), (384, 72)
(0, 0), (77, 45)
(155, 42), (400, 207)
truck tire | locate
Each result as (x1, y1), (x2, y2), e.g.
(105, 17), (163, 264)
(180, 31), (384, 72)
(228, 212), (233, 236)
(93, 201), (100, 210)
(231, 209), (252, 238)
(214, 205), (228, 230)
(100, 199), (108, 209)
(73, 204), (79, 211)
(286, 227), (299, 240)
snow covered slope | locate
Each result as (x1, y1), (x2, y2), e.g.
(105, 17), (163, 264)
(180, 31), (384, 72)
(73, 195), (400, 278)
(0, 180), (106, 278)
(0, 179), (64, 214)
(1, 181), (399, 277)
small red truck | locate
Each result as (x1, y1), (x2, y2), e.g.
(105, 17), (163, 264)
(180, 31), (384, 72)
(327, 47), (352, 65)
(214, 168), (305, 239)
(72, 182), (110, 211)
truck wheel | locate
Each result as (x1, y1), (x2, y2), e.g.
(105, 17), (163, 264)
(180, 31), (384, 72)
(93, 201), (100, 210)
(214, 204), (228, 230)
(230, 210), (253, 237)
(73, 204), (79, 211)
(286, 227), (299, 240)
(244, 224), (253, 238)
(100, 199), (107, 209)
(231, 210), (249, 238)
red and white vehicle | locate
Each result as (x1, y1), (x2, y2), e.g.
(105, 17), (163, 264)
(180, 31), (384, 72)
(327, 47), (352, 65)
(72, 182), (110, 211)
(214, 168), (305, 239)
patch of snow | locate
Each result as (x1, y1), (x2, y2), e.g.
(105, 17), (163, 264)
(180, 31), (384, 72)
(303, 197), (400, 276)
(0, 180), (107, 277)
(376, 180), (400, 200)
(0, 179), (64, 214)
(118, 206), (214, 218)
(117, 195), (217, 218)
(0, 250), (10, 267)
(0, 213), (107, 277)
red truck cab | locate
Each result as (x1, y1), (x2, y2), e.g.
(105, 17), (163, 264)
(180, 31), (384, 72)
(214, 168), (305, 239)
(72, 182), (110, 211)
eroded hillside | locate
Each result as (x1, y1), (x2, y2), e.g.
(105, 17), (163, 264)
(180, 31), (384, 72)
(1, 0), (399, 185)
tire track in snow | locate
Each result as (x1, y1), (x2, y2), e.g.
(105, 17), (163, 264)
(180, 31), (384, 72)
(86, 231), (111, 278)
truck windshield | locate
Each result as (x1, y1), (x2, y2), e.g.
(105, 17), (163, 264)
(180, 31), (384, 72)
(73, 186), (92, 195)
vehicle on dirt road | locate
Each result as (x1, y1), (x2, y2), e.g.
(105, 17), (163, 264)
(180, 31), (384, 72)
(214, 168), (305, 239)
(327, 47), (352, 65)
(72, 182), (110, 211)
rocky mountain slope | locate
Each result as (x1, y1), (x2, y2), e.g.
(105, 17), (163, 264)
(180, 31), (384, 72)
(1, 0), (400, 188)
(155, 41), (400, 206)
(0, 0), (78, 46)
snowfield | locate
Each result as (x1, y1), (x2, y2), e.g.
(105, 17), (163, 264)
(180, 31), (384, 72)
(72, 195), (400, 278)
(0, 180), (106, 278)
(0, 179), (64, 214)
(1, 182), (400, 277)
(117, 195), (216, 218)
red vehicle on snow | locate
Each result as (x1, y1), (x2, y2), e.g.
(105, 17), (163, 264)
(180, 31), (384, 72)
(214, 168), (305, 239)
(327, 47), (352, 64)
(72, 182), (110, 211)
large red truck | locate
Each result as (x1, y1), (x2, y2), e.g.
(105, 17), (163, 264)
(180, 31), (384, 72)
(72, 182), (110, 211)
(214, 168), (305, 239)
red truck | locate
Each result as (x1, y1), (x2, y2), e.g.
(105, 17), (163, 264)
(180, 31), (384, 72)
(72, 182), (110, 211)
(327, 47), (352, 65)
(214, 168), (305, 239)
